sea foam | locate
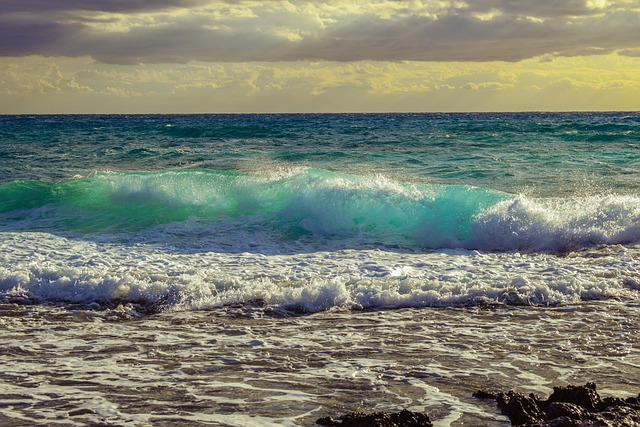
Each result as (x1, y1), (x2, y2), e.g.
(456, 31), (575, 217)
(1, 231), (639, 312)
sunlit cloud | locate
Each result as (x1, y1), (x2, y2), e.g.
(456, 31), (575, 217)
(2, 53), (640, 113)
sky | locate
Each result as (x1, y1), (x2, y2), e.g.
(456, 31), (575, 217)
(1, 0), (640, 113)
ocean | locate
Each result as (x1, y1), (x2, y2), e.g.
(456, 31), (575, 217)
(1, 113), (639, 426)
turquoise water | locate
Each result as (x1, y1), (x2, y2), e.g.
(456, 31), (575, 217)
(1, 113), (639, 308)
(0, 169), (505, 248)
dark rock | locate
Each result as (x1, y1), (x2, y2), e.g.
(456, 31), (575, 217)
(316, 409), (432, 426)
(600, 395), (640, 411)
(495, 391), (545, 425)
(316, 416), (342, 426)
(473, 390), (497, 399)
(394, 409), (432, 427)
(546, 402), (585, 421)
(544, 416), (581, 426)
(596, 405), (640, 426)
(548, 382), (600, 411)
(475, 383), (640, 427)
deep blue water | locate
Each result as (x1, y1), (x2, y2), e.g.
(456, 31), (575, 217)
(2, 113), (639, 194)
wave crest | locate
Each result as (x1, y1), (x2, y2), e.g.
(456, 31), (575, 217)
(1, 169), (639, 253)
(473, 195), (640, 251)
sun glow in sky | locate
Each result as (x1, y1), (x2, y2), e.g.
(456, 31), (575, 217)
(2, 0), (640, 113)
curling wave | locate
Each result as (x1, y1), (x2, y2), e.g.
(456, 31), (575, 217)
(1, 168), (639, 253)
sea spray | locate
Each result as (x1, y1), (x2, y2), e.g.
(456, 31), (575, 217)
(1, 231), (638, 311)
(472, 194), (640, 251)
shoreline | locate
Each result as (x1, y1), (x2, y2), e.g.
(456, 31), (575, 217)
(1, 301), (638, 426)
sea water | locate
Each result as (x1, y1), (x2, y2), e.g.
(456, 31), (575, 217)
(1, 113), (639, 426)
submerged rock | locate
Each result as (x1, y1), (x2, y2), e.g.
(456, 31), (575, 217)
(475, 382), (640, 426)
(316, 409), (433, 426)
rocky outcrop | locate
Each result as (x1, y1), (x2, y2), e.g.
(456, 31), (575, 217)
(474, 382), (640, 426)
(316, 409), (433, 427)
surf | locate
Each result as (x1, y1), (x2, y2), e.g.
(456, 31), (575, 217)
(1, 168), (639, 253)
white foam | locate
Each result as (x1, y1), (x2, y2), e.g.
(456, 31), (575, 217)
(472, 194), (640, 251)
(1, 231), (639, 310)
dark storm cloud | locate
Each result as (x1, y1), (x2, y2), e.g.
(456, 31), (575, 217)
(462, 0), (598, 17)
(2, 1), (640, 63)
(303, 9), (640, 62)
(0, 0), (204, 14)
(0, 0), (207, 58)
(301, 14), (557, 62)
(619, 48), (640, 57)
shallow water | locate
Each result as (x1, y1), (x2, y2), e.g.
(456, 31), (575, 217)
(2, 301), (639, 426)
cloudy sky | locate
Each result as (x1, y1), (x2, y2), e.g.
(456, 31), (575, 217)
(2, 0), (640, 113)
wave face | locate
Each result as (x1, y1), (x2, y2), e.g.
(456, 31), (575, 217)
(2, 169), (640, 253)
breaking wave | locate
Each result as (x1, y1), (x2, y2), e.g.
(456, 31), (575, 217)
(1, 169), (639, 252)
